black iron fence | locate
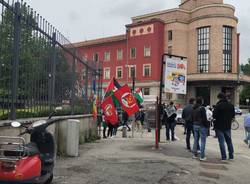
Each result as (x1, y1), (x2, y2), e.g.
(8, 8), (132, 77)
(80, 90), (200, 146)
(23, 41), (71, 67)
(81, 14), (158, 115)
(0, 0), (102, 120)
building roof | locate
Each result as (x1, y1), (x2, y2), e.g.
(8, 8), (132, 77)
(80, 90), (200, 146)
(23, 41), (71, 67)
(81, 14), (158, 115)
(72, 34), (126, 48)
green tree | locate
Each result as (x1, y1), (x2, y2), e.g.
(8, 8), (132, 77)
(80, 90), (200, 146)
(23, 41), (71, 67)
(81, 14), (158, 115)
(240, 59), (250, 105)
(0, 4), (72, 109)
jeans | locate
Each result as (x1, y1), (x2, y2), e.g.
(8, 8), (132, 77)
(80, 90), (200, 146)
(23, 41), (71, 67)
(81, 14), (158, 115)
(193, 124), (207, 158)
(245, 127), (250, 143)
(216, 129), (234, 160)
(166, 122), (176, 140)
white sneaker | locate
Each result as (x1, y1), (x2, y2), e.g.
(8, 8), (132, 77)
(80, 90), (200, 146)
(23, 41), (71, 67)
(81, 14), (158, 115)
(192, 155), (198, 159)
(199, 157), (207, 161)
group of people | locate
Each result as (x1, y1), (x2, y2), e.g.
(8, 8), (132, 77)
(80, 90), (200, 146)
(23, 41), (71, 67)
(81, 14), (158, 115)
(101, 109), (146, 139)
(182, 92), (235, 161)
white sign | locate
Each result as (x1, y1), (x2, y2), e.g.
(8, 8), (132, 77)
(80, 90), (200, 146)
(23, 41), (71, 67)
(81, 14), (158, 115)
(164, 57), (187, 94)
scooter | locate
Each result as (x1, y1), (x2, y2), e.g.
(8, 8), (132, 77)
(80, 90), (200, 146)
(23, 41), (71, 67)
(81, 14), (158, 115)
(0, 111), (59, 184)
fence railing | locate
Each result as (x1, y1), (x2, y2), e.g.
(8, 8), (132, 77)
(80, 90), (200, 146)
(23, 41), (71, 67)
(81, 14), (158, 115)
(0, 0), (102, 120)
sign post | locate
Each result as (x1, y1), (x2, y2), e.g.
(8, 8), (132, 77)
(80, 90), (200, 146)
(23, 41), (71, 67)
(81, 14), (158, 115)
(158, 54), (187, 143)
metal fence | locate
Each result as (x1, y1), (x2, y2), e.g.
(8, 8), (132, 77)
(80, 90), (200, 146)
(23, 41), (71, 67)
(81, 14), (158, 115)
(0, 0), (102, 120)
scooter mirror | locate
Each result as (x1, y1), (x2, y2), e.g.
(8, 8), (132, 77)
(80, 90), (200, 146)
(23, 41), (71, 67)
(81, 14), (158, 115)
(11, 121), (21, 128)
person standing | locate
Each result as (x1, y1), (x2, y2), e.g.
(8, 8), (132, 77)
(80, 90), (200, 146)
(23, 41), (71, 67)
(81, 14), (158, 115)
(165, 101), (177, 141)
(182, 98), (195, 151)
(192, 97), (209, 161)
(213, 92), (235, 160)
(122, 111), (131, 131)
(244, 109), (250, 148)
(135, 109), (143, 137)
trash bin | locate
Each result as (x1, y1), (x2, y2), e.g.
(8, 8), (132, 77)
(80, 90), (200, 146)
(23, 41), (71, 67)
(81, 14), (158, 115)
(66, 119), (80, 157)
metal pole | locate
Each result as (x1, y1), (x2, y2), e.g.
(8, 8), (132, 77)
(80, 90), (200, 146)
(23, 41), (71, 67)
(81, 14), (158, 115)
(50, 32), (56, 111)
(126, 27), (129, 83)
(155, 97), (159, 149)
(71, 54), (76, 115)
(10, 2), (21, 120)
(132, 75), (135, 92)
(158, 54), (165, 142)
(85, 66), (89, 112)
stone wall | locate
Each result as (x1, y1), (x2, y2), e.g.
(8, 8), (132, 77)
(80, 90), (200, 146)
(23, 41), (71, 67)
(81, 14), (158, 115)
(0, 115), (96, 156)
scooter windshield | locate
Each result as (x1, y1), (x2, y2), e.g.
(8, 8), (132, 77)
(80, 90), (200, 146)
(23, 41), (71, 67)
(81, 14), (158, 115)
(32, 120), (47, 128)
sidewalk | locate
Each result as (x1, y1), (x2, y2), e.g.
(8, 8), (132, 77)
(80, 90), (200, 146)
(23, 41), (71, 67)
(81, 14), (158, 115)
(53, 118), (250, 184)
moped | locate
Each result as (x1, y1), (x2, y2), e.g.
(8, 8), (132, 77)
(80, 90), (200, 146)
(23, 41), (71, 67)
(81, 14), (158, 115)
(0, 111), (59, 184)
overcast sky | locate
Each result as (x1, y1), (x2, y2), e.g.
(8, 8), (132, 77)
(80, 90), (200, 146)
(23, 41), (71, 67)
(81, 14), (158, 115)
(24, 0), (250, 64)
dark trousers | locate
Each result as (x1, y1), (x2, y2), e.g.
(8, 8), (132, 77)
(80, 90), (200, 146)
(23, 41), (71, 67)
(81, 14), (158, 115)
(107, 124), (114, 137)
(166, 122), (176, 140)
(123, 121), (131, 131)
(186, 123), (193, 149)
(216, 129), (234, 160)
(103, 127), (107, 138)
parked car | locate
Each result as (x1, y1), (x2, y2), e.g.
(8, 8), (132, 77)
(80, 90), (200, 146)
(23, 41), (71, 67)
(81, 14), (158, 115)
(176, 108), (185, 124)
(235, 107), (242, 115)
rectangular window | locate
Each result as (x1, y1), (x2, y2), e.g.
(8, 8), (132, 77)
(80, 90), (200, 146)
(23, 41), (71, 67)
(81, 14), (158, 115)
(116, 66), (123, 79)
(103, 67), (110, 79)
(130, 48), (136, 59)
(117, 49), (123, 60)
(93, 53), (99, 62)
(129, 65), (136, 78)
(223, 26), (233, 73)
(144, 46), (151, 57)
(168, 30), (173, 41)
(104, 51), (110, 61)
(197, 27), (210, 73)
(143, 64), (151, 77)
(143, 88), (150, 95)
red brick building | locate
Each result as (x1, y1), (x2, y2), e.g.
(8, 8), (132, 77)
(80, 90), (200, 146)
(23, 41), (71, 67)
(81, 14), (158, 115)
(74, 19), (165, 97)
(74, 0), (250, 106)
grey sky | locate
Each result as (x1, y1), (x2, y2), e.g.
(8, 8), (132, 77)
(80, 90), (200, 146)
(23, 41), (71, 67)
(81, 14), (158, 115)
(24, 0), (250, 64)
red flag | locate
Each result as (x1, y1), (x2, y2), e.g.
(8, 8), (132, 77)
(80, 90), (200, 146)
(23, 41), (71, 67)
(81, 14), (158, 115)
(101, 96), (118, 125)
(114, 84), (139, 116)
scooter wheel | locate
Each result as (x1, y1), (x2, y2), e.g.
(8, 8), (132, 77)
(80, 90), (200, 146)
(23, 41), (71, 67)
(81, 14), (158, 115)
(45, 174), (53, 184)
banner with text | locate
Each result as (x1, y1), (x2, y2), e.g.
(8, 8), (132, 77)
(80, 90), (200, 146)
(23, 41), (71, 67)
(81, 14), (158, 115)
(164, 57), (187, 94)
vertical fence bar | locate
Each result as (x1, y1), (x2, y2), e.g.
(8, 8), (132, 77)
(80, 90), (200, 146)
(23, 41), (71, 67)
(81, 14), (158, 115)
(71, 53), (76, 115)
(10, 2), (21, 120)
(49, 32), (56, 111)
(85, 65), (89, 112)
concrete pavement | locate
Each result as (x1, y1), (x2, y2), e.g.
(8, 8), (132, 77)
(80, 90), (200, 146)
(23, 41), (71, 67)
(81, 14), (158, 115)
(53, 115), (250, 184)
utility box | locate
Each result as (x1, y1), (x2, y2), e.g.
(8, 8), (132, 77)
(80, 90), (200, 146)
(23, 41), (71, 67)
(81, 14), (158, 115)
(66, 119), (80, 157)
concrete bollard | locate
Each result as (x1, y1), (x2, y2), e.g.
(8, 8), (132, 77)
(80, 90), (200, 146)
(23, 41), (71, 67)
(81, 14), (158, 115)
(122, 126), (127, 138)
(66, 119), (80, 157)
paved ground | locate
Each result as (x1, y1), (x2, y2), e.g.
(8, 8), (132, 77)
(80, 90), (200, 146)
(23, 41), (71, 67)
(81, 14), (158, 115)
(53, 115), (250, 184)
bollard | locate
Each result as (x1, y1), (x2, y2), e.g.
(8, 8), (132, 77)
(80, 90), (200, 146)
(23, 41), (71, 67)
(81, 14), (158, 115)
(122, 126), (127, 138)
(66, 119), (80, 157)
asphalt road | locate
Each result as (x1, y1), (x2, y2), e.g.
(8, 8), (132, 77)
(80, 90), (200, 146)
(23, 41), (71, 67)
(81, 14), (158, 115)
(53, 115), (250, 184)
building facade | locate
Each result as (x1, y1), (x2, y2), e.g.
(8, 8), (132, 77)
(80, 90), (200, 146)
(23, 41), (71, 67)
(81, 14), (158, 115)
(74, 0), (250, 106)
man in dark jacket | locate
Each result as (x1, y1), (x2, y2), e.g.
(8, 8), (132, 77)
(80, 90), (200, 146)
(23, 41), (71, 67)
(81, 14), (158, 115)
(191, 97), (209, 161)
(182, 98), (195, 151)
(213, 92), (235, 160)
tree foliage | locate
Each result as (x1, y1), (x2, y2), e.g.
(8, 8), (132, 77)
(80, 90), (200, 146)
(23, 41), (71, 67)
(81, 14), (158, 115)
(0, 5), (72, 105)
(240, 59), (250, 105)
